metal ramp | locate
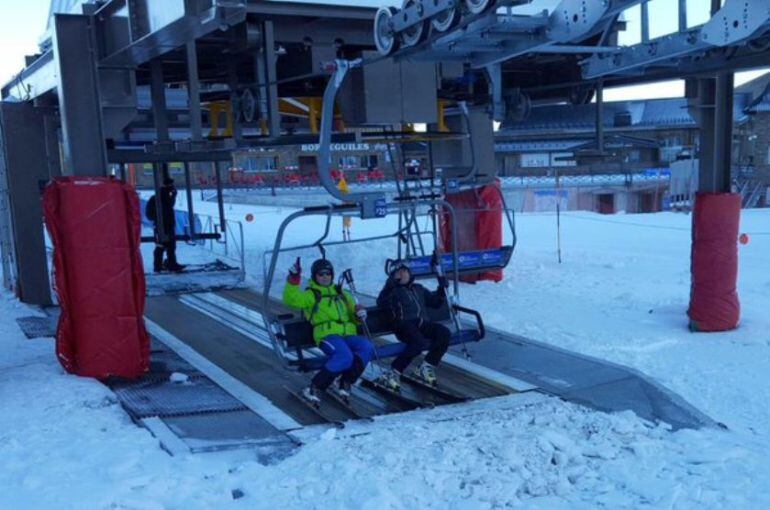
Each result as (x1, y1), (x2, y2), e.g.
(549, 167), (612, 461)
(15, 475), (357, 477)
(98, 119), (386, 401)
(211, 287), (719, 430)
(449, 326), (720, 430)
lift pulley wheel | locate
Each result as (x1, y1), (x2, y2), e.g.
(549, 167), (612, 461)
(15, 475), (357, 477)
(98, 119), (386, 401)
(401, 0), (430, 47)
(465, 0), (495, 16)
(374, 6), (401, 55)
(431, 2), (461, 33)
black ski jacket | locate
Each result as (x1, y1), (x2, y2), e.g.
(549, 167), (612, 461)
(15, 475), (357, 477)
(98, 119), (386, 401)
(377, 276), (444, 324)
(146, 185), (177, 229)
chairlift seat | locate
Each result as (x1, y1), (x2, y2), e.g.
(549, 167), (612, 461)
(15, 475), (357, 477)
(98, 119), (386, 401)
(277, 301), (484, 371)
(398, 246), (514, 279)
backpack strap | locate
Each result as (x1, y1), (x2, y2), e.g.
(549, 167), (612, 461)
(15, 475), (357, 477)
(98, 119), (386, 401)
(307, 287), (322, 322)
(307, 284), (346, 322)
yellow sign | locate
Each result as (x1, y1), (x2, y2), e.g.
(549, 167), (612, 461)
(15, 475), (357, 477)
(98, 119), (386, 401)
(337, 176), (349, 195)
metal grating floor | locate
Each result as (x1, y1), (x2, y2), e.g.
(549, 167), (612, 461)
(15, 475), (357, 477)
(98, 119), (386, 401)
(106, 338), (298, 458)
(112, 374), (248, 419)
(15, 316), (57, 339)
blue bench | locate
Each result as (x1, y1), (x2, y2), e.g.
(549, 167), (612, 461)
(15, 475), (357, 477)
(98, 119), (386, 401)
(390, 246), (514, 280)
(277, 302), (485, 371)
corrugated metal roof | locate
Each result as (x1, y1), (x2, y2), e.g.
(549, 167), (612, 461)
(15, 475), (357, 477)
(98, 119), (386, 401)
(495, 140), (584, 152)
(501, 94), (753, 135)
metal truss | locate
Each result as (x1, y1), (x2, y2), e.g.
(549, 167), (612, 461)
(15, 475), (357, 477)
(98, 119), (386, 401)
(583, 0), (770, 79)
(373, 0), (644, 68)
(2, 0), (247, 101)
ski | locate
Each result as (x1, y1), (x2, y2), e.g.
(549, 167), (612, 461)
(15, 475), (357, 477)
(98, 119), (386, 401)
(361, 375), (434, 409)
(325, 388), (375, 422)
(284, 386), (345, 429)
(401, 372), (469, 403)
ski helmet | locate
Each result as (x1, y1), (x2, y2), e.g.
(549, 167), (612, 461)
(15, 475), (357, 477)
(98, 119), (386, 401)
(389, 259), (411, 277)
(311, 258), (334, 282)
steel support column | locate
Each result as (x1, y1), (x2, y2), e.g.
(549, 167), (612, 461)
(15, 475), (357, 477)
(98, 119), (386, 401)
(596, 81), (605, 153)
(149, 58), (170, 143)
(697, 0), (734, 193)
(149, 58), (170, 243)
(53, 14), (108, 175)
(678, 0), (687, 32)
(228, 56), (243, 141)
(186, 41), (203, 141)
(711, 73), (734, 193)
(257, 20), (281, 137)
(0, 103), (53, 305)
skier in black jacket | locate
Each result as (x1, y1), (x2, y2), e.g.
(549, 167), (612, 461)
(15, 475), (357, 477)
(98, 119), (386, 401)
(376, 260), (450, 389)
(146, 177), (185, 273)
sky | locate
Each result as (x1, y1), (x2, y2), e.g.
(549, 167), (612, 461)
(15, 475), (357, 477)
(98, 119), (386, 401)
(0, 0), (766, 101)
(0, 0), (50, 88)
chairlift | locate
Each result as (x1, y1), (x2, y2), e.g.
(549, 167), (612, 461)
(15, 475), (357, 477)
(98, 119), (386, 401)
(260, 59), (519, 371)
(261, 201), (485, 372)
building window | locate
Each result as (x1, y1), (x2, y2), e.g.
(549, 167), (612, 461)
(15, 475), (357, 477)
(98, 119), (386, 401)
(550, 152), (576, 167)
(521, 153), (550, 168)
(244, 156), (277, 172)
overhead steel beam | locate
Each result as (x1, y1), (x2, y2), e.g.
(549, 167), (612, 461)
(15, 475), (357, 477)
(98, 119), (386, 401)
(99, 1), (246, 68)
(0, 51), (56, 101)
(465, 0), (642, 68)
(387, 0), (642, 68)
(245, 1), (375, 20)
(107, 149), (233, 164)
(272, 19), (373, 46)
(584, 0), (770, 79)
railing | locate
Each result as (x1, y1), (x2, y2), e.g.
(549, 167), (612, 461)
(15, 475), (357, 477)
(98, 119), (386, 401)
(194, 212), (245, 271)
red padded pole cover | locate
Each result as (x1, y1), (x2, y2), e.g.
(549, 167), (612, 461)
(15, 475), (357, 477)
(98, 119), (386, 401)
(688, 192), (741, 332)
(43, 177), (149, 378)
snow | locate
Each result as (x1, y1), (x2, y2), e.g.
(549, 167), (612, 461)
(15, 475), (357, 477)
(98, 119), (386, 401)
(2, 191), (770, 508)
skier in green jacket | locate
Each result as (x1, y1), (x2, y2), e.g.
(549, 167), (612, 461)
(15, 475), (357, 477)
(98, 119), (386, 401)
(283, 258), (374, 403)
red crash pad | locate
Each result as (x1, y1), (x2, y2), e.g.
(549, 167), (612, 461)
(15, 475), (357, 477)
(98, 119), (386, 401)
(43, 177), (149, 378)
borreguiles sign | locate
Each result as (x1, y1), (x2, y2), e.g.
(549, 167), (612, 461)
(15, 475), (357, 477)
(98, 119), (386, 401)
(300, 143), (387, 152)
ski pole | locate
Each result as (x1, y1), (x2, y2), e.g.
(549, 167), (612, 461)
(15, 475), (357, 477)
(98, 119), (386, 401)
(432, 251), (470, 359)
(340, 269), (385, 374)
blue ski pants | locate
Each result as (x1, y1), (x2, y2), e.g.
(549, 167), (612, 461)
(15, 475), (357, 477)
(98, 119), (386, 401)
(319, 335), (375, 374)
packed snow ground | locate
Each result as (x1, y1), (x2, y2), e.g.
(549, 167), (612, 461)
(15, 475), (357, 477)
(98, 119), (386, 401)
(3, 193), (770, 508)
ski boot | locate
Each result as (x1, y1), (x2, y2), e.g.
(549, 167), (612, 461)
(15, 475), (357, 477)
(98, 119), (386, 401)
(164, 260), (187, 273)
(329, 379), (352, 402)
(377, 369), (402, 392)
(414, 361), (437, 386)
(301, 385), (321, 405)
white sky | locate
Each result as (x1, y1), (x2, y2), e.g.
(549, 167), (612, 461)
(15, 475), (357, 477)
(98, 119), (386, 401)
(0, 0), (766, 101)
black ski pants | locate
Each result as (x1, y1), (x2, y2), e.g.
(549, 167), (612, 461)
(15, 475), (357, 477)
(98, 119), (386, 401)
(391, 320), (450, 373)
(153, 227), (178, 270)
